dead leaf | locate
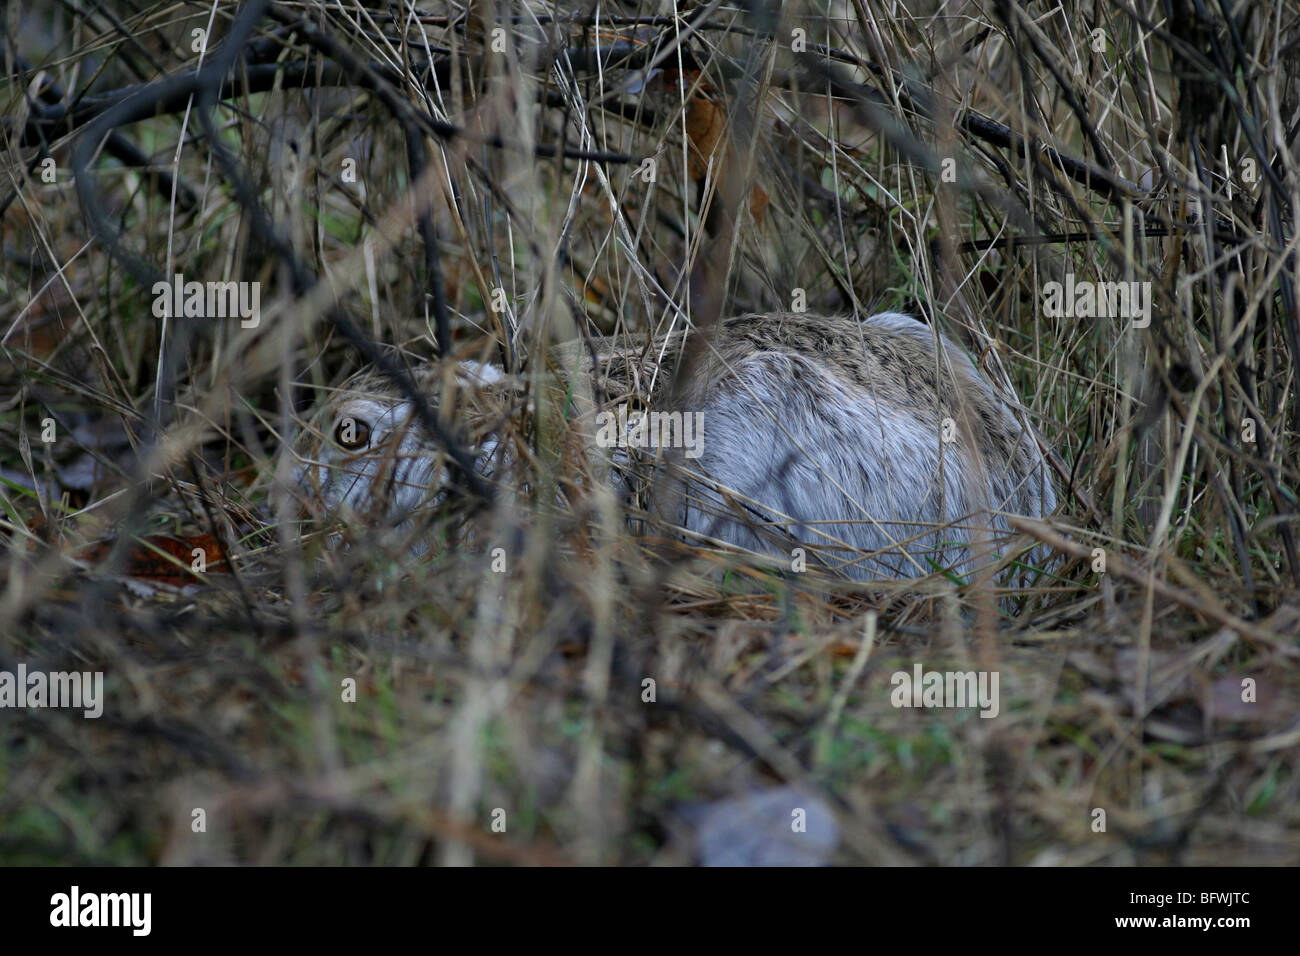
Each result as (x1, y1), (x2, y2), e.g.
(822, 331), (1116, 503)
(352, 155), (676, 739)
(682, 89), (770, 226)
(76, 532), (229, 585)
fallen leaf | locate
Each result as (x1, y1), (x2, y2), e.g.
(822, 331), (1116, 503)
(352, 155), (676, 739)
(76, 532), (229, 585)
(682, 89), (770, 226)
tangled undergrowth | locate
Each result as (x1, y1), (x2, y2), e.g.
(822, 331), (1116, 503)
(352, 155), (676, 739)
(1, 0), (1297, 865)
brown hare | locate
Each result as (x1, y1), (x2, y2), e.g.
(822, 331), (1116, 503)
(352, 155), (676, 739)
(289, 311), (1056, 580)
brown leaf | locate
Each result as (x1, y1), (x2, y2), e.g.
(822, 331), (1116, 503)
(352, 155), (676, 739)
(683, 91), (770, 226)
(685, 94), (728, 181)
(76, 533), (229, 585)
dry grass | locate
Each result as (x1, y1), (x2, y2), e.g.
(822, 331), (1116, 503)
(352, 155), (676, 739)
(1, 0), (1297, 865)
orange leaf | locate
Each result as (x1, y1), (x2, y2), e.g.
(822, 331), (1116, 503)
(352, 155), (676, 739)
(684, 94), (770, 226)
(76, 533), (229, 585)
(685, 95), (729, 181)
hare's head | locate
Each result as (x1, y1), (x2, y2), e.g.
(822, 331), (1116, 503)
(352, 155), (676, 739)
(289, 359), (515, 543)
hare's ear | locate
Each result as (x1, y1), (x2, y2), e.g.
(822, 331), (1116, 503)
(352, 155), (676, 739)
(455, 359), (506, 388)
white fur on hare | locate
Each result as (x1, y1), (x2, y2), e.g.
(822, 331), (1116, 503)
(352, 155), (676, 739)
(291, 312), (1057, 580)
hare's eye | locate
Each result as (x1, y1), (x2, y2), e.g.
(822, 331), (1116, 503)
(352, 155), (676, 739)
(334, 416), (371, 450)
